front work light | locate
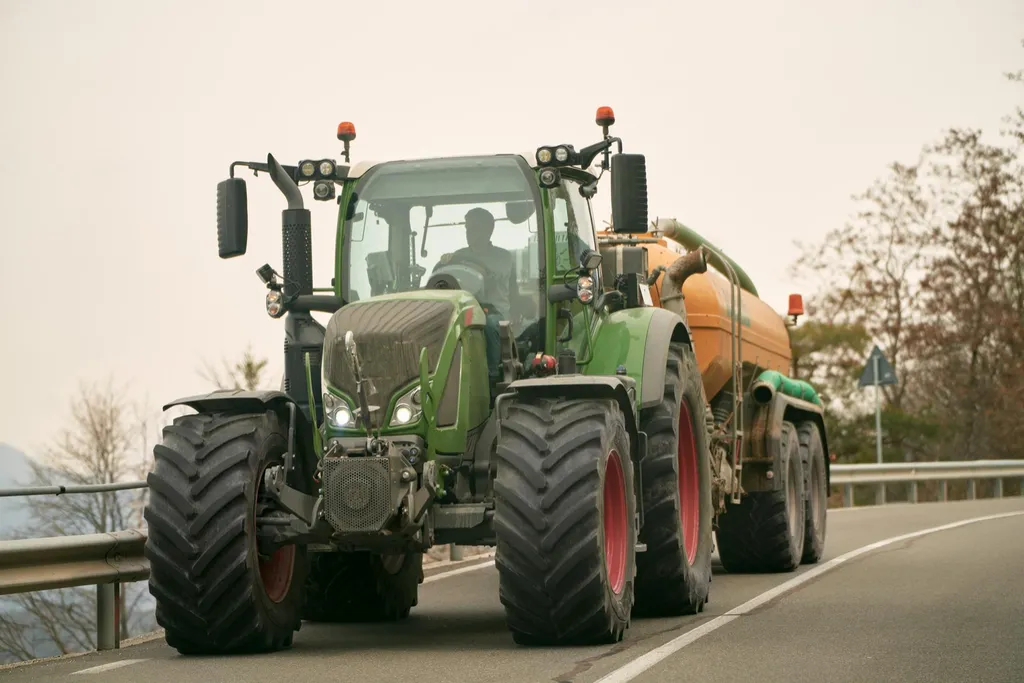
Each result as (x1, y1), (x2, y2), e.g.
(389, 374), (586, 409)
(539, 167), (560, 188)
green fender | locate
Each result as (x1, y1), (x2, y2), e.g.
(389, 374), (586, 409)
(161, 389), (319, 483)
(583, 306), (693, 411)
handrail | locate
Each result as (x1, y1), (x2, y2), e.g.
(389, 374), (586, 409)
(0, 481), (149, 498)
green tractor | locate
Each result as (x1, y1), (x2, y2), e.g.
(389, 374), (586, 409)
(144, 108), (717, 653)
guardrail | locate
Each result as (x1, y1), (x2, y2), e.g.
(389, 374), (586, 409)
(831, 460), (1024, 506)
(0, 481), (151, 652)
(1, 460), (1023, 655)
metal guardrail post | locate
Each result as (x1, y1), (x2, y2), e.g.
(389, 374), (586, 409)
(843, 484), (853, 508)
(876, 483), (886, 506)
(940, 480), (947, 502)
(967, 479), (976, 500)
(993, 478), (1003, 498)
(908, 480), (918, 504)
(97, 582), (116, 651)
(449, 544), (463, 561)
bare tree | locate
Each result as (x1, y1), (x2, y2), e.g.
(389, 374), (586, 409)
(199, 345), (272, 391)
(0, 379), (157, 664)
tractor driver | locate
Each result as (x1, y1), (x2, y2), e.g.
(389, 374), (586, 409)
(437, 207), (516, 391)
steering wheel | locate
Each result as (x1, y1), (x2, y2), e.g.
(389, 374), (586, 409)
(432, 250), (493, 277)
(427, 253), (507, 319)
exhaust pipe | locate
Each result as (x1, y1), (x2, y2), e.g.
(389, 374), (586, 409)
(267, 153), (313, 298)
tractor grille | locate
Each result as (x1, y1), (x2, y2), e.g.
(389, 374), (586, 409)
(322, 456), (395, 533)
(323, 299), (454, 406)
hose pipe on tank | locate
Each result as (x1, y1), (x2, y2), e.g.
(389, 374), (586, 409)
(655, 218), (759, 297)
(751, 370), (822, 406)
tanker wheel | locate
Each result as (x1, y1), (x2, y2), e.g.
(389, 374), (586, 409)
(715, 420), (806, 573)
(493, 397), (637, 646)
(144, 410), (309, 655)
(302, 550), (422, 622)
(633, 342), (714, 617)
(798, 420), (828, 564)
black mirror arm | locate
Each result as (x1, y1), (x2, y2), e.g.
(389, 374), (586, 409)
(578, 137), (623, 170)
(230, 160), (299, 180)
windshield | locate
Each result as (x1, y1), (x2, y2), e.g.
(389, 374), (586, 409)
(341, 155), (546, 354)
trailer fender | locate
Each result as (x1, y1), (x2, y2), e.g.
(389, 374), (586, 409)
(747, 392), (831, 492)
(640, 307), (694, 410)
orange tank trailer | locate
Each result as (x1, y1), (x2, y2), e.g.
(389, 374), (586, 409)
(597, 222), (794, 402)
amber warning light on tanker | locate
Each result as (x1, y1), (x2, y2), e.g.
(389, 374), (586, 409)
(788, 293), (804, 324)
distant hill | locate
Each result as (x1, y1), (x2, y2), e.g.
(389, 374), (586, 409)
(0, 443), (37, 538)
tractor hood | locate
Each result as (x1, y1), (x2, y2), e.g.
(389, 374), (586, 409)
(321, 290), (479, 410)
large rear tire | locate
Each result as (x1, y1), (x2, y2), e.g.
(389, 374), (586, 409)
(716, 420), (806, 573)
(798, 421), (827, 564)
(144, 410), (308, 655)
(494, 398), (637, 645)
(633, 342), (714, 617)
(302, 550), (422, 622)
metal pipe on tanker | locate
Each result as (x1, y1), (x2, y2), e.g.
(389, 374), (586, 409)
(659, 247), (709, 318)
(655, 218), (760, 297)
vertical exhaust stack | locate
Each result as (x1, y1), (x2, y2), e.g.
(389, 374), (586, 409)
(267, 153), (313, 298)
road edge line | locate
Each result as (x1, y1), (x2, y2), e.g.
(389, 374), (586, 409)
(595, 510), (1024, 683)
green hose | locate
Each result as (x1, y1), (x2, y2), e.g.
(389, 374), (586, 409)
(657, 219), (759, 297)
(751, 370), (821, 406)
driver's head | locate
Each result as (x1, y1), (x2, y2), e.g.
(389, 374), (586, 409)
(465, 208), (495, 248)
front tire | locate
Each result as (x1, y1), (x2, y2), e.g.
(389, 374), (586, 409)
(144, 410), (308, 655)
(716, 420), (806, 573)
(302, 550), (422, 622)
(633, 342), (714, 617)
(493, 398), (637, 645)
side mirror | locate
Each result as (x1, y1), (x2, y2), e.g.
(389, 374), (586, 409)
(217, 178), (249, 258)
(610, 153), (649, 234)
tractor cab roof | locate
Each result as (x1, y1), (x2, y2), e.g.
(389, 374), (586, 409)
(341, 152), (599, 186)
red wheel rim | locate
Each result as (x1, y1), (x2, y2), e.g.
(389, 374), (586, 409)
(603, 450), (628, 594)
(678, 401), (700, 565)
(259, 545), (296, 603)
(255, 462), (295, 604)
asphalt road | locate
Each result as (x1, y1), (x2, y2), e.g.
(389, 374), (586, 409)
(4, 497), (1023, 683)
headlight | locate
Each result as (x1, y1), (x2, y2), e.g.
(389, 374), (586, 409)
(389, 386), (423, 427)
(319, 159), (335, 177)
(323, 392), (355, 428)
(300, 160), (315, 177)
(536, 147), (553, 165)
(577, 274), (595, 304)
(555, 146), (570, 163)
(266, 290), (284, 317)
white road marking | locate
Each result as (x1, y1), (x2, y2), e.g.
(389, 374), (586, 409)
(423, 555), (496, 583)
(72, 659), (148, 675)
(595, 510), (1024, 683)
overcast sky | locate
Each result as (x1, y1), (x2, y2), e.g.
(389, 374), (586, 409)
(1, 0), (1022, 459)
